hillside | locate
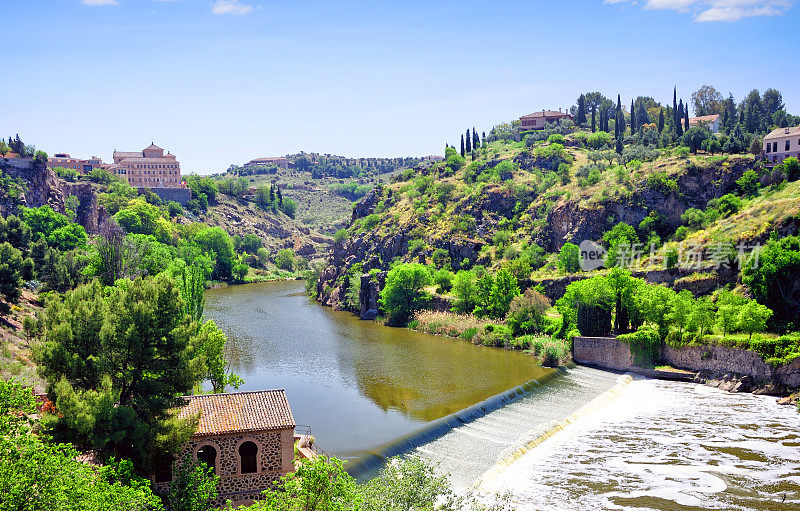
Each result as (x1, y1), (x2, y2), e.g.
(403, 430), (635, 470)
(315, 133), (800, 311)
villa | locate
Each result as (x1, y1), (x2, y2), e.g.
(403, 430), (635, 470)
(519, 109), (573, 130)
(244, 157), (289, 168)
(688, 114), (721, 133)
(763, 126), (800, 165)
(110, 143), (183, 189)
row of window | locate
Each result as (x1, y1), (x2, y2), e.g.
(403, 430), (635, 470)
(765, 139), (800, 153)
(154, 440), (259, 483)
(126, 163), (178, 169)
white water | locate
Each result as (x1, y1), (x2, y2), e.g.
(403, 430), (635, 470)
(477, 377), (800, 510)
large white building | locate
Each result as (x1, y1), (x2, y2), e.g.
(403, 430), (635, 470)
(763, 126), (800, 165)
(110, 143), (183, 188)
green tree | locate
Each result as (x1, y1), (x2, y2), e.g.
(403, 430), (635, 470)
(489, 268), (519, 319)
(379, 263), (432, 326)
(474, 272), (495, 318)
(668, 289), (695, 338)
(506, 288), (550, 335)
(177, 261), (206, 322)
(433, 268), (454, 294)
(167, 457), (219, 511)
(742, 235), (800, 331)
(92, 220), (142, 286)
(576, 94), (587, 125)
(737, 300), (773, 340)
(252, 456), (359, 511)
(274, 248), (295, 271)
(0, 242), (23, 311)
(194, 227), (236, 280)
(691, 85), (723, 117)
(638, 284), (676, 339)
(36, 276), (204, 470)
(689, 297), (716, 339)
(557, 243), (580, 273)
(658, 108), (665, 132)
(0, 214), (32, 250)
(451, 270), (477, 314)
(603, 222), (638, 268)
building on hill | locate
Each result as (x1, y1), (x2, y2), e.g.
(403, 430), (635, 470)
(763, 126), (800, 165)
(244, 156), (289, 168)
(688, 114), (721, 133)
(520, 109), (573, 130)
(47, 153), (103, 174)
(112, 143), (183, 188)
(152, 389), (297, 507)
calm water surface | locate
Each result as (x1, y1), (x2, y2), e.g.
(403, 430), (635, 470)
(204, 281), (549, 457)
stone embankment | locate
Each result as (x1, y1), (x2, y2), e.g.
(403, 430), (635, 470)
(573, 336), (800, 396)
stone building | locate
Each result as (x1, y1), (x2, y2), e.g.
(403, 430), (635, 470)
(763, 126), (800, 165)
(688, 114), (721, 133)
(519, 109), (573, 130)
(153, 389), (296, 507)
(47, 153), (103, 174)
(111, 143), (183, 188)
(244, 156), (289, 169)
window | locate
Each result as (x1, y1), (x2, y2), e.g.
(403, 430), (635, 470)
(197, 444), (217, 474)
(773, 142), (778, 153)
(766, 143), (771, 153)
(786, 140), (791, 151)
(239, 441), (258, 474)
(154, 457), (173, 483)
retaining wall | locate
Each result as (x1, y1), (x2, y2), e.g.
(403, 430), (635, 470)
(141, 187), (192, 205)
(573, 336), (800, 388)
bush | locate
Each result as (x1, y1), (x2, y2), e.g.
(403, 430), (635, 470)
(618, 325), (660, 366)
(586, 131), (613, 150)
(557, 243), (580, 273)
(646, 172), (678, 195)
(547, 134), (565, 145)
(506, 288), (551, 336)
(274, 248), (295, 271)
(362, 213), (381, 230)
(167, 201), (183, 217)
(708, 193), (742, 218)
(379, 263), (432, 326)
(433, 268), (453, 294)
(333, 229), (348, 244)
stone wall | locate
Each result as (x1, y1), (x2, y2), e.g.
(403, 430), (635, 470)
(143, 187), (192, 205)
(572, 336), (635, 371)
(153, 428), (294, 507)
(573, 336), (800, 390)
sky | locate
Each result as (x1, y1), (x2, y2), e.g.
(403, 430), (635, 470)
(3, 0), (799, 174)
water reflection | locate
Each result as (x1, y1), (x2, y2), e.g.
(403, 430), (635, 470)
(204, 281), (548, 456)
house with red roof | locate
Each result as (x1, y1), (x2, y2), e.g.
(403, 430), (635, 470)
(520, 109), (573, 131)
(153, 389), (297, 507)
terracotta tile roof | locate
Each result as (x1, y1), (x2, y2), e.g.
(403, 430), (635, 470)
(765, 126), (800, 140)
(114, 151), (143, 159)
(688, 114), (719, 125)
(520, 110), (572, 119)
(177, 390), (295, 436)
(144, 143), (163, 151)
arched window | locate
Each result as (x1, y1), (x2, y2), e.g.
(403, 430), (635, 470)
(239, 441), (258, 474)
(197, 444), (218, 474)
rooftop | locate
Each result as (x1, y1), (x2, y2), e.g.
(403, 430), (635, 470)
(765, 126), (800, 140)
(177, 389), (295, 436)
(688, 114), (720, 124)
(520, 110), (572, 119)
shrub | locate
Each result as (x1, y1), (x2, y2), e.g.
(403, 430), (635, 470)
(547, 134), (565, 145)
(557, 243), (580, 273)
(506, 288), (551, 335)
(673, 146), (690, 158)
(379, 263), (432, 326)
(708, 193), (742, 218)
(618, 325), (660, 367)
(533, 143), (571, 171)
(586, 131), (613, 150)
(646, 172), (678, 195)
(333, 229), (348, 244)
(274, 248), (295, 271)
(362, 213), (381, 230)
(735, 169), (759, 197)
(433, 268), (453, 294)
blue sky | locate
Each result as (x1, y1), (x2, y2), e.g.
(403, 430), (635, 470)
(3, 0), (798, 173)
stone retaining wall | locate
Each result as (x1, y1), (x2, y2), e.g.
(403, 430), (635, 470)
(573, 336), (800, 389)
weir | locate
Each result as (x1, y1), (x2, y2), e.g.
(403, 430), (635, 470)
(346, 365), (621, 486)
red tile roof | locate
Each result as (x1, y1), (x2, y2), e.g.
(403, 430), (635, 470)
(520, 110), (572, 119)
(688, 114), (719, 125)
(177, 389), (295, 436)
(765, 126), (800, 140)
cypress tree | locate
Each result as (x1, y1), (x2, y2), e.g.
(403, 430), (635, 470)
(465, 130), (471, 153)
(472, 128), (479, 151)
(591, 108), (596, 133)
(630, 99), (636, 134)
(677, 100), (684, 137)
(616, 137), (623, 155)
(576, 94), (587, 125)
(460, 134), (465, 157)
(614, 96), (621, 140)
(673, 86), (678, 133)
(684, 105), (690, 132)
(482, 131), (486, 146)
(658, 108), (665, 132)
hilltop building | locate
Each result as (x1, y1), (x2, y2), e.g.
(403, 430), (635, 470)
(111, 143), (183, 188)
(764, 126), (800, 165)
(688, 114), (721, 133)
(153, 389), (297, 507)
(520, 109), (573, 130)
(47, 153), (103, 174)
(244, 156), (289, 168)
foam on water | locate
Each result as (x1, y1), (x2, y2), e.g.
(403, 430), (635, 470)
(477, 377), (800, 510)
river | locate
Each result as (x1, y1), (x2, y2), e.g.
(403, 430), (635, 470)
(204, 280), (554, 457)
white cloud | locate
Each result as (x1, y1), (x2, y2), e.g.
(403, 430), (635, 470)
(606, 0), (794, 21)
(82, 0), (119, 5)
(212, 0), (253, 15)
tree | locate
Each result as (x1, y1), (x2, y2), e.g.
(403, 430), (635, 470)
(676, 100), (684, 137)
(668, 290), (695, 337)
(630, 99), (636, 134)
(658, 108), (665, 132)
(737, 300), (772, 340)
(557, 276), (615, 337)
(460, 134), (465, 157)
(639, 284), (676, 339)
(194, 227), (236, 280)
(576, 94), (587, 125)
(379, 263), (432, 325)
(465, 129), (471, 153)
(451, 270), (477, 314)
(177, 261), (206, 322)
(591, 107), (596, 132)
(36, 276), (204, 470)
(558, 243), (580, 273)
(0, 214), (32, 250)
(274, 248), (295, 271)
(472, 128), (479, 153)
(489, 268), (519, 319)
(682, 126), (713, 154)
(506, 288), (550, 335)
(0, 242), (23, 311)
(474, 272), (494, 318)
(691, 85), (723, 116)
(762, 88), (784, 119)
(253, 456), (359, 511)
(603, 222), (638, 267)
(167, 457), (220, 511)
(684, 104), (690, 132)
(742, 235), (800, 331)
(690, 297), (716, 339)
(92, 220), (142, 286)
